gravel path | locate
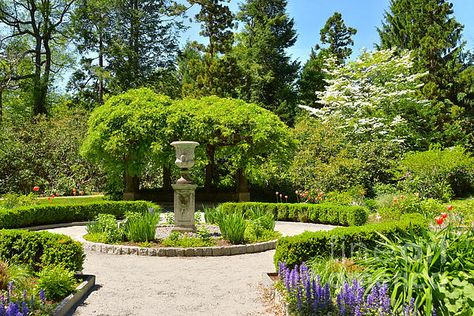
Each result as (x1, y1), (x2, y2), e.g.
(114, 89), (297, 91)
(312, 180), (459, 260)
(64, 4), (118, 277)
(46, 222), (335, 316)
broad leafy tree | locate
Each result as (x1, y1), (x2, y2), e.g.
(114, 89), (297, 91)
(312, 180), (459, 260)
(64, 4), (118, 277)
(0, 0), (75, 116)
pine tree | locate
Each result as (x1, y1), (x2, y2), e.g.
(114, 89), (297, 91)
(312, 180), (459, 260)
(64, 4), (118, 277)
(298, 12), (356, 107)
(179, 0), (240, 98)
(235, 0), (299, 124)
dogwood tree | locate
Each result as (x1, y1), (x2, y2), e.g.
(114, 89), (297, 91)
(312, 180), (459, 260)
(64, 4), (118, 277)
(300, 49), (432, 149)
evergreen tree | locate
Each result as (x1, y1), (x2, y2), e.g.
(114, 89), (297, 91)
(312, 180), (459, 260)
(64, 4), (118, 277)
(378, 0), (474, 148)
(298, 12), (356, 107)
(70, 0), (186, 101)
(179, 0), (240, 98)
(378, 0), (465, 102)
(235, 0), (299, 124)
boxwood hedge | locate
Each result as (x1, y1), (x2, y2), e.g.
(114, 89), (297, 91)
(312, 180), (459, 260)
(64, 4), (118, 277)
(219, 202), (368, 226)
(274, 214), (427, 268)
(0, 201), (154, 229)
(0, 229), (84, 271)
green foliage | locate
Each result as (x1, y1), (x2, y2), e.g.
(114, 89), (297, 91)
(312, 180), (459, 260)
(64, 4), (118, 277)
(308, 258), (362, 294)
(0, 201), (152, 229)
(0, 193), (37, 209)
(0, 230), (84, 271)
(123, 211), (161, 242)
(317, 12), (357, 64)
(234, 0), (299, 123)
(81, 88), (172, 181)
(219, 202), (368, 226)
(396, 146), (474, 200)
(273, 213), (427, 268)
(161, 231), (216, 248)
(0, 112), (105, 195)
(0, 261), (8, 290)
(36, 265), (76, 302)
(86, 213), (122, 243)
(357, 226), (474, 315)
(218, 212), (247, 245)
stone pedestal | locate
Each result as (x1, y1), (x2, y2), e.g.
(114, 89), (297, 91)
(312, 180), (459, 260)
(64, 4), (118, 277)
(172, 183), (197, 232)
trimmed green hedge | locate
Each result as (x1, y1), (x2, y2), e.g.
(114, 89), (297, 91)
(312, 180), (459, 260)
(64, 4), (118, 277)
(274, 214), (427, 268)
(219, 202), (368, 226)
(0, 201), (154, 229)
(0, 229), (84, 271)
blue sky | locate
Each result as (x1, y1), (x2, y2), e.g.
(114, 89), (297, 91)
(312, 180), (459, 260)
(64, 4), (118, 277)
(181, 0), (474, 63)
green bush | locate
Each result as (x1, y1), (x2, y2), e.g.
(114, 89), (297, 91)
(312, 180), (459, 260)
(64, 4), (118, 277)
(0, 230), (84, 271)
(274, 214), (427, 268)
(396, 146), (474, 200)
(123, 211), (161, 242)
(218, 212), (247, 245)
(87, 214), (123, 243)
(219, 202), (368, 226)
(0, 201), (154, 229)
(0, 193), (37, 209)
(161, 231), (216, 248)
(36, 265), (76, 301)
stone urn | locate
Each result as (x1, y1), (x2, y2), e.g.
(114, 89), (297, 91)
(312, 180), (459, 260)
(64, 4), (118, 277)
(171, 141), (199, 232)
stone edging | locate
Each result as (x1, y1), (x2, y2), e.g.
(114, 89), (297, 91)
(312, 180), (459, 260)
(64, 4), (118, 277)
(83, 240), (276, 257)
(261, 272), (290, 316)
(53, 274), (95, 316)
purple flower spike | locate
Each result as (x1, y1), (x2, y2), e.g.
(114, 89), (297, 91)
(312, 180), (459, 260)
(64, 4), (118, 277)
(5, 303), (19, 316)
(39, 289), (46, 304)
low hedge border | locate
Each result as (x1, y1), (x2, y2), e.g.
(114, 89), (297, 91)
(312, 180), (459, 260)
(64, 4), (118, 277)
(0, 201), (154, 229)
(219, 202), (368, 226)
(0, 229), (84, 271)
(274, 214), (427, 268)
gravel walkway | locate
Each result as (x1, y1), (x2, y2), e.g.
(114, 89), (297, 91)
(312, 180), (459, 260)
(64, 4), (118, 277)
(46, 222), (335, 316)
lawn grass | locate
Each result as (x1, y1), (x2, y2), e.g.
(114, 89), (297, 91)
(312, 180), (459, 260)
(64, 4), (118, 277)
(35, 195), (104, 206)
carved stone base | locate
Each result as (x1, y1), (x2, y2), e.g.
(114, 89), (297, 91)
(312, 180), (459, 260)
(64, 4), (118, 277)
(172, 183), (197, 232)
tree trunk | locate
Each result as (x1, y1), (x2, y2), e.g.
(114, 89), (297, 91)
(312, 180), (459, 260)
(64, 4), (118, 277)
(0, 89), (3, 123)
(125, 173), (140, 193)
(32, 35), (47, 116)
(204, 144), (216, 191)
(162, 165), (172, 190)
(236, 168), (249, 193)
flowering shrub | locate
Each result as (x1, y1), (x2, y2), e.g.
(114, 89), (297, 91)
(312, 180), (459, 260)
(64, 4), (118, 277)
(0, 281), (50, 316)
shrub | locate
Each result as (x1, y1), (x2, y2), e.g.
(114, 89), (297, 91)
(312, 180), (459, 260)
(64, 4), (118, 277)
(123, 211), (160, 242)
(161, 231), (216, 248)
(36, 265), (76, 301)
(219, 202), (368, 226)
(395, 145), (474, 200)
(0, 261), (8, 290)
(0, 230), (84, 271)
(87, 214), (122, 243)
(0, 201), (154, 229)
(274, 214), (427, 268)
(218, 212), (247, 245)
(0, 193), (37, 209)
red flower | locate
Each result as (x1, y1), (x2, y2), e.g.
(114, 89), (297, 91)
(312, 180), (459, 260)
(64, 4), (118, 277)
(435, 216), (444, 225)
(447, 205), (453, 211)
(51, 194), (55, 198)
(33, 186), (40, 192)
(441, 212), (448, 219)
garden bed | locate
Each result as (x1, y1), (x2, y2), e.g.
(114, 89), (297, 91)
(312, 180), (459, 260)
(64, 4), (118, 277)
(53, 274), (95, 316)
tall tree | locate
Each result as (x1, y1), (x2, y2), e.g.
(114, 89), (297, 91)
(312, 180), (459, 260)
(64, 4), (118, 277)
(178, 0), (239, 98)
(378, 0), (466, 102)
(235, 0), (299, 124)
(378, 0), (474, 148)
(70, 0), (186, 102)
(0, 0), (75, 116)
(298, 12), (356, 107)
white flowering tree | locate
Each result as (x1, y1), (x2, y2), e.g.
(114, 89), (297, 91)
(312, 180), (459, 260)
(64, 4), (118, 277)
(300, 49), (431, 148)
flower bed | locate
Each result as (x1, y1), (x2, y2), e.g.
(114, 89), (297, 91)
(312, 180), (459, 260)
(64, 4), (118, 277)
(274, 214), (427, 268)
(219, 202), (368, 226)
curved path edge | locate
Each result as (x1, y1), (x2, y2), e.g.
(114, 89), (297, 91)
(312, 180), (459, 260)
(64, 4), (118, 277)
(83, 240), (276, 257)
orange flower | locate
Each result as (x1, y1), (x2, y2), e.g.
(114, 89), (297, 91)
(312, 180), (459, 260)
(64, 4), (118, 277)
(435, 216), (444, 225)
(447, 205), (453, 211)
(441, 212), (448, 219)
